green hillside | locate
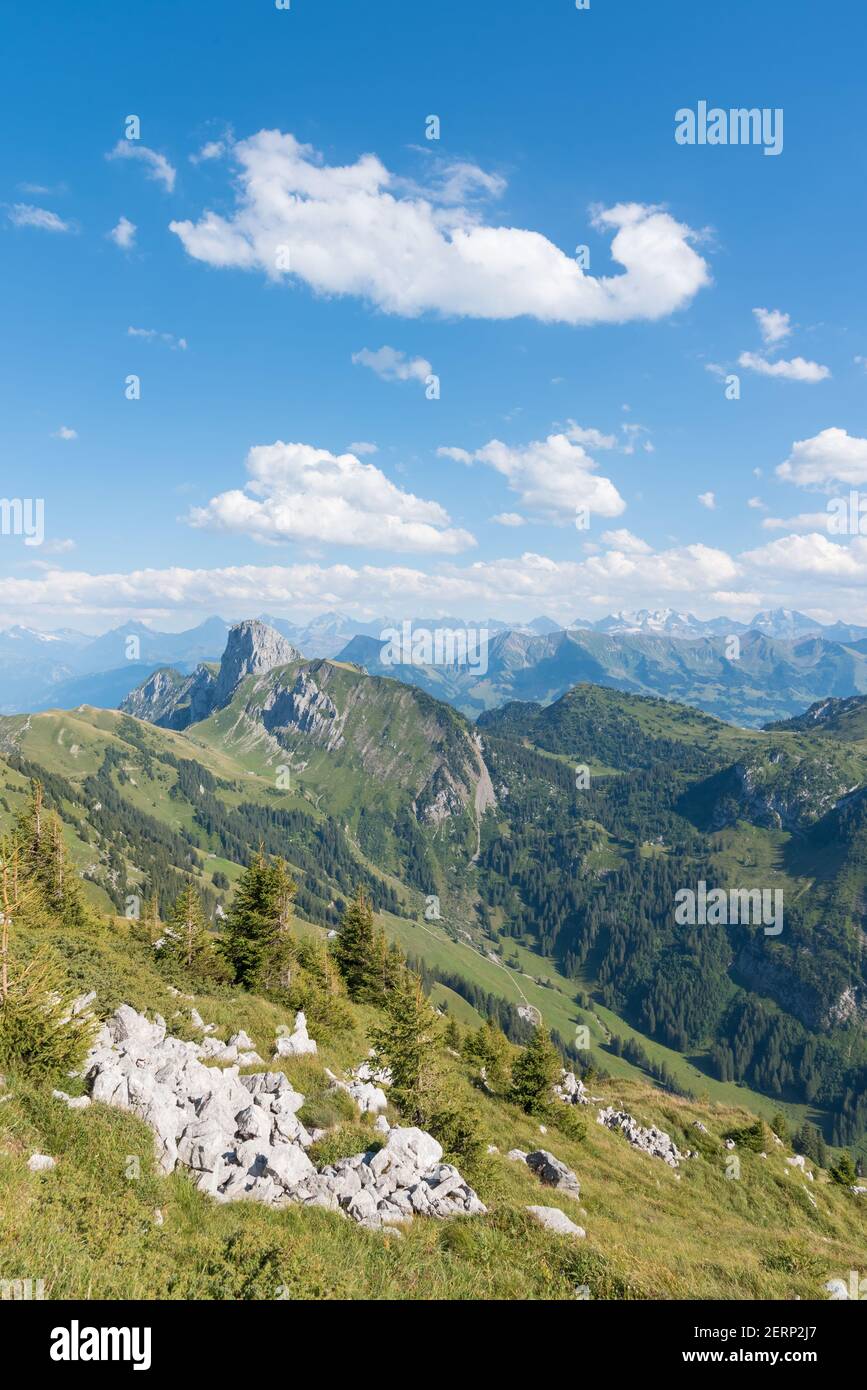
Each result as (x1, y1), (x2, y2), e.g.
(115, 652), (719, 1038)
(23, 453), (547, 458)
(2, 651), (867, 1165)
(2, 908), (865, 1302)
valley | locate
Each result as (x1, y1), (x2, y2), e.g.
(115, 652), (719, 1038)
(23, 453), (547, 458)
(3, 618), (865, 1164)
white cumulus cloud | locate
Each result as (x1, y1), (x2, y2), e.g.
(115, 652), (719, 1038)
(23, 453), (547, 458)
(753, 307), (791, 345)
(188, 441), (476, 555)
(776, 428), (867, 487)
(109, 215), (137, 249)
(169, 130), (710, 324)
(438, 427), (626, 523)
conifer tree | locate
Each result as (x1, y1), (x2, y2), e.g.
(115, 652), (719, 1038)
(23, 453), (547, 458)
(370, 968), (438, 1115)
(256, 857), (297, 992)
(830, 1149), (857, 1187)
(795, 1120), (828, 1167)
(0, 837), (91, 1074)
(331, 886), (379, 1001)
(220, 849), (296, 988)
(141, 893), (161, 941)
(160, 882), (229, 984)
(508, 1023), (560, 1115)
(770, 1111), (790, 1144)
(15, 782), (85, 927)
(371, 966), (482, 1164)
(464, 1015), (512, 1090)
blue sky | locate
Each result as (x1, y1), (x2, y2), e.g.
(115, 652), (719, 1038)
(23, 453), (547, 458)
(2, 0), (866, 632)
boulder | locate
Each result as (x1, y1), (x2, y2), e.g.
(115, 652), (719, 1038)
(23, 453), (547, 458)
(27, 1154), (56, 1172)
(52, 1089), (92, 1111)
(525, 1150), (580, 1198)
(369, 1126), (442, 1177)
(273, 1011), (317, 1058)
(526, 1205), (585, 1238)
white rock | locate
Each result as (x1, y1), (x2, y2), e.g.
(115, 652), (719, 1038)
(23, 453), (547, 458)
(273, 1011), (317, 1058)
(52, 1088), (91, 1110)
(83, 1005), (486, 1228)
(369, 1126), (443, 1178)
(526, 1205), (585, 1238)
(27, 1154), (56, 1172)
(597, 1107), (685, 1168)
(825, 1278), (850, 1300)
(265, 1144), (316, 1190)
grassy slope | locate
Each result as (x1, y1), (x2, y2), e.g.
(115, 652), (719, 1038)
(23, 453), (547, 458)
(0, 704), (829, 1136)
(1, 916), (865, 1301)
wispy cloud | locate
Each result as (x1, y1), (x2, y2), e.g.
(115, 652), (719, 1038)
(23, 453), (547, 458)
(738, 351), (830, 383)
(107, 140), (176, 192)
(7, 204), (71, 232)
(127, 326), (187, 350)
(352, 346), (432, 384)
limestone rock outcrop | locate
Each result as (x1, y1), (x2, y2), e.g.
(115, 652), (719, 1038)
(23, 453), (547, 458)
(597, 1106), (686, 1168)
(82, 1006), (484, 1229)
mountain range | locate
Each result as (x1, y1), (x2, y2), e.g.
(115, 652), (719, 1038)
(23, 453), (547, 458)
(1, 615), (865, 1164)
(7, 606), (867, 726)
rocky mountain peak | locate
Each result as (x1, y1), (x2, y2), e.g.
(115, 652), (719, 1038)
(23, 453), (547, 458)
(214, 620), (301, 705)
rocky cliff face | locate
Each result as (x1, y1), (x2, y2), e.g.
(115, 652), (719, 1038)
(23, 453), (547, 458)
(735, 940), (865, 1032)
(214, 620), (300, 707)
(702, 750), (855, 832)
(121, 622), (496, 834)
(121, 620), (300, 730)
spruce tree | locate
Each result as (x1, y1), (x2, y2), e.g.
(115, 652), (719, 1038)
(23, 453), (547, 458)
(370, 968), (438, 1116)
(371, 967), (482, 1164)
(331, 886), (378, 1001)
(770, 1111), (790, 1144)
(256, 858), (297, 993)
(508, 1024), (560, 1115)
(15, 782), (86, 927)
(160, 882), (229, 984)
(464, 1015), (512, 1090)
(219, 850), (277, 984)
(0, 837), (91, 1074)
(830, 1150), (857, 1187)
(0, 945), (92, 1075)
